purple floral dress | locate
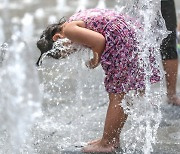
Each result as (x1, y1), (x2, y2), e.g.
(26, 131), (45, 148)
(68, 8), (160, 93)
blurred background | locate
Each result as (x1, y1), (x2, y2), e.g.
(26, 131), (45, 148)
(176, 0), (180, 52)
(175, 0), (180, 8)
(0, 0), (180, 64)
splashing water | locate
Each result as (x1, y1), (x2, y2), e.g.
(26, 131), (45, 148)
(76, 0), (89, 12)
(21, 13), (35, 42)
(116, 0), (168, 153)
(56, 0), (71, 13)
(36, 38), (77, 66)
(37, 38), (99, 102)
(34, 1), (169, 153)
(35, 36), (107, 152)
(96, 0), (106, 9)
(0, 17), (5, 44)
(0, 31), (41, 153)
(0, 0), (175, 153)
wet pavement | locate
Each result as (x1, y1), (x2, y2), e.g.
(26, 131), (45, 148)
(31, 91), (180, 154)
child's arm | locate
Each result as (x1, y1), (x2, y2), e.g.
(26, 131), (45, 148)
(64, 21), (105, 68)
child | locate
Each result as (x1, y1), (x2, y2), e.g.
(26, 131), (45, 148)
(36, 8), (160, 153)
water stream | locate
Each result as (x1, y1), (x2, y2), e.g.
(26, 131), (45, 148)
(0, 35), (41, 153)
(116, 0), (168, 153)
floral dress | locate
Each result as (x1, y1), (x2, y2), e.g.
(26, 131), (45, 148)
(68, 8), (160, 93)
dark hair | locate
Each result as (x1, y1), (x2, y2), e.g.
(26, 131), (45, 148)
(36, 17), (66, 66)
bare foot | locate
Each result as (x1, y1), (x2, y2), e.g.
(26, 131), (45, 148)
(168, 95), (180, 106)
(87, 138), (120, 148)
(82, 140), (117, 153)
(87, 138), (101, 145)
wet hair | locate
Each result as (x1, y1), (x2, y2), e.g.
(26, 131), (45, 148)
(36, 17), (66, 66)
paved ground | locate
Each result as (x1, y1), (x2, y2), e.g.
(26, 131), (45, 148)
(31, 90), (180, 154)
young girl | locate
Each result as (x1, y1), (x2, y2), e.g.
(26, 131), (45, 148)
(36, 8), (160, 153)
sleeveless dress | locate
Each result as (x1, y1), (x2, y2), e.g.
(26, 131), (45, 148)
(68, 8), (160, 93)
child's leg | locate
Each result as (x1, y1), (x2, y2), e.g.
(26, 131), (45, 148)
(101, 93), (128, 145)
(82, 92), (128, 153)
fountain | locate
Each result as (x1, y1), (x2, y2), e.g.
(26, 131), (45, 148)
(34, 8), (45, 19)
(115, 0), (169, 153)
(76, 0), (88, 12)
(33, 0), (168, 153)
(96, 0), (106, 9)
(56, 0), (71, 13)
(0, 2), (41, 153)
(21, 13), (35, 42)
(0, 32), (42, 153)
(0, 0), (180, 153)
(0, 17), (5, 44)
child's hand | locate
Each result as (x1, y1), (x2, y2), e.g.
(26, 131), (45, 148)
(85, 51), (100, 69)
(85, 58), (100, 69)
